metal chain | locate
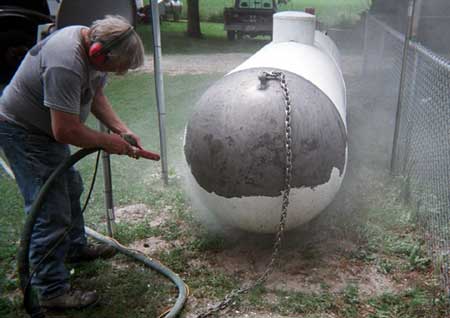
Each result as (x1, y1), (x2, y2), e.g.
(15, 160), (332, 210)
(195, 71), (293, 318)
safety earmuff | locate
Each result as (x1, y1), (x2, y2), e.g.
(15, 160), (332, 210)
(88, 27), (134, 67)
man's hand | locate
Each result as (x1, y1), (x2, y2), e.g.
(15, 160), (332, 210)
(120, 131), (142, 149)
(119, 132), (160, 161)
(50, 109), (144, 159)
(103, 134), (134, 155)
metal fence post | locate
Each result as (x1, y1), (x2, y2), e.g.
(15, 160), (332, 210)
(98, 122), (115, 237)
(390, 0), (418, 174)
(151, 0), (169, 185)
(401, 0), (422, 178)
(375, 30), (386, 83)
(362, 12), (370, 75)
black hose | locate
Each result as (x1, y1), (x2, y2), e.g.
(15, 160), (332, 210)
(17, 148), (188, 318)
(85, 228), (188, 318)
(17, 148), (98, 318)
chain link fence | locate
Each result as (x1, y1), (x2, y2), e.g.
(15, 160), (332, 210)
(363, 13), (450, 296)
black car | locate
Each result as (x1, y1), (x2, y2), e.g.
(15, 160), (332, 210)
(0, 0), (53, 85)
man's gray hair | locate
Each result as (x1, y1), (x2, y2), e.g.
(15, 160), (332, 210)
(90, 15), (144, 70)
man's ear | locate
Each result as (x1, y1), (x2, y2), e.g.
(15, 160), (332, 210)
(89, 42), (107, 66)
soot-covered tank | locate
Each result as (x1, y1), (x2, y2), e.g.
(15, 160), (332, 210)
(184, 11), (347, 233)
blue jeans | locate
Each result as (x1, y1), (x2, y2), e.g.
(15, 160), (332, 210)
(0, 121), (87, 299)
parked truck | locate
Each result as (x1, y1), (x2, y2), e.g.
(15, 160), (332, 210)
(224, 0), (277, 40)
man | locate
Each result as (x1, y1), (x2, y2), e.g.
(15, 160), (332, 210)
(0, 15), (146, 309)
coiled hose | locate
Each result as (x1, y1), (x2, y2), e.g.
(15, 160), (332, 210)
(17, 148), (188, 318)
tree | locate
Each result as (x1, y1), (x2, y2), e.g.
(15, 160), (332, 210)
(187, 0), (202, 38)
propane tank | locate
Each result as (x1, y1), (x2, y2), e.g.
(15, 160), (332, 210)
(184, 11), (347, 233)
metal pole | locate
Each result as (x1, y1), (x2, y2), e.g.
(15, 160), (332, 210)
(375, 30), (386, 83)
(151, 0), (169, 185)
(412, 0), (423, 38)
(401, 0), (422, 178)
(99, 122), (115, 237)
(390, 0), (418, 174)
(362, 12), (370, 75)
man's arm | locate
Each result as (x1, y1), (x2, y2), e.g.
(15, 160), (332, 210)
(50, 109), (134, 155)
(90, 86), (142, 148)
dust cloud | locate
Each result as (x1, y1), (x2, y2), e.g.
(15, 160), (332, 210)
(176, 4), (403, 251)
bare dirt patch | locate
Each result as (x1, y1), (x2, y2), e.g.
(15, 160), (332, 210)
(184, 294), (328, 318)
(114, 203), (154, 224)
(136, 53), (252, 75)
(227, 313), (336, 318)
(187, 236), (403, 299)
(114, 203), (173, 227)
(130, 237), (181, 255)
(114, 204), (179, 254)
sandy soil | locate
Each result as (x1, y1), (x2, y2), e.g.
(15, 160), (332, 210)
(136, 53), (252, 75)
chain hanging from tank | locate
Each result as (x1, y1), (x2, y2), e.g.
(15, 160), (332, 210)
(195, 71), (293, 318)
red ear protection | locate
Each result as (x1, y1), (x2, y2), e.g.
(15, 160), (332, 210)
(89, 42), (107, 66)
(88, 27), (134, 68)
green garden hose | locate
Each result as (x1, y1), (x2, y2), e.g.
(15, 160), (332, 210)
(17, 148), (188, 318)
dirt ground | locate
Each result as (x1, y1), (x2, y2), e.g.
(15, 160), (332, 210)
(136, 52), (364, 77)
(136, 53), (252, 76)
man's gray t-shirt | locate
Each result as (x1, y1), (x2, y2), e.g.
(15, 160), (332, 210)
(0, 26), (106, 137)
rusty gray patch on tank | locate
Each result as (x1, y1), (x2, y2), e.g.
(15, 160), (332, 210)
(184, 68), (347, 198)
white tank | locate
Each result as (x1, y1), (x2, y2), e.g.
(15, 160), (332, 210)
(184, 11), (347, 233)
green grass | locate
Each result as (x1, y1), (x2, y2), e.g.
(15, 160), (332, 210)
(137, 21), (269, 54)
(367, 288), (449, 318)
(0, 174), (24, 305)
(64, 259), (173, 318)
(240, 284), (447, 317)
(146, 0), (371, 26)
(136, 1), (373, 55)
(136, 0), (372, 56)
(276, 290), (335, 314)
(77, 72), (222, 228)
(1, 72), (449, 317)
(276, 0), (371, 26)
(0, 73), (220, 317)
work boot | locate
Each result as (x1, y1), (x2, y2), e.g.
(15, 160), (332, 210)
(40, 289), (99, 309)
(66, 243), (117, 263)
